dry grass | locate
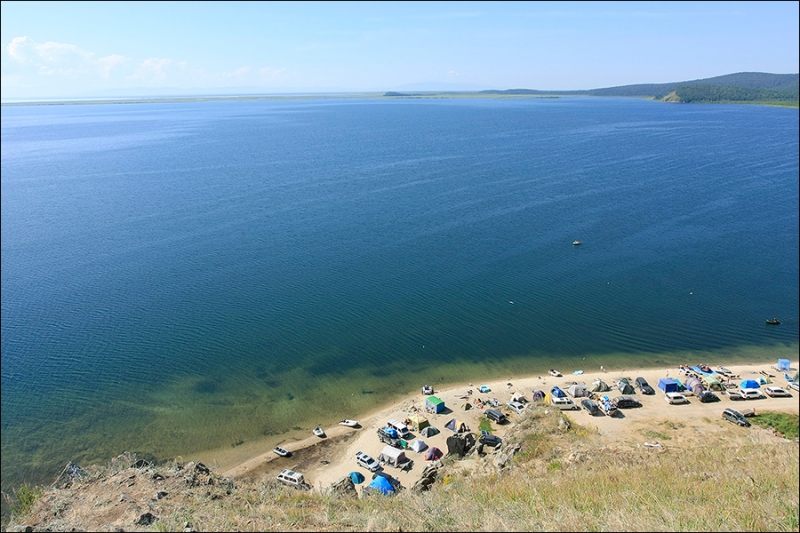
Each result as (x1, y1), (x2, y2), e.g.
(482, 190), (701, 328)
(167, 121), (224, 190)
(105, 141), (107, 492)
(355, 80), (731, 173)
(7, 408), (798, 532)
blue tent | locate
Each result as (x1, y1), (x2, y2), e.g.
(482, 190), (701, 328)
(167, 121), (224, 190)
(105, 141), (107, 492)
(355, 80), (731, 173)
(366, 474), (394, 495)
(777, 359), (791, 371)
(658, 378), (678, 393)
(349, 471), (365, 484)
(551, 386), (567, 398)
(740, 379), (760, 389)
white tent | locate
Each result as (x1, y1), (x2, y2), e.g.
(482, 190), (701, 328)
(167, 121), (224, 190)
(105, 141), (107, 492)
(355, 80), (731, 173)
(378, 445), (408, 468)
(409, 439), (428, 453)
(567, 384), (589, 398)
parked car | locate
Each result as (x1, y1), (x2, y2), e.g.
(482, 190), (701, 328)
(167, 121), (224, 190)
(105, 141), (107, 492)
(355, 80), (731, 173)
(485, 409), (507, 423)
(635, 377), (655, 395)
(697, 391), (720, 403)
(377, 427), (402, 448)
(764, 386), (792, 398)
(550, 396), (579, 411)
(739, 388), (765, 400)
(722, 408), (751, 427)
(277, 469), (309, 489)
(506, 401), (526, 415)
(788, 381), (800, 392)
(355, 451), (381, 472)
(581, 399), (601, 415)
(665, 392), (689, 404)
(613, 395), (641, 408)
(479, 430), (502, 447)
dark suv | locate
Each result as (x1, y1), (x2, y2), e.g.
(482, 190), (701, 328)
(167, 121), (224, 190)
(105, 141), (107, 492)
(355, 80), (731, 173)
(613, 395), (642, 409)
(698, 391), (720, 403)
(479, 430), (502, 447)
(722, 408), (750, 427)
(635, 377), (655, 395)
(485, 409), (507, 424)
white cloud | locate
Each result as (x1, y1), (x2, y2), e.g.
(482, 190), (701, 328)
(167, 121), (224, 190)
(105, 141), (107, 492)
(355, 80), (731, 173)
(128, 58), (175, 81)
(447, 70), (459, 77)
(96, 54), (129, 78)
(7, 36), (92, 65)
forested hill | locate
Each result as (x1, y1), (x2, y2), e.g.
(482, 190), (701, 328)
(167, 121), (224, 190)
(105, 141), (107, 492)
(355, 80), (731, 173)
(385, 72), (798, 106)
(588, 72), (799, 105)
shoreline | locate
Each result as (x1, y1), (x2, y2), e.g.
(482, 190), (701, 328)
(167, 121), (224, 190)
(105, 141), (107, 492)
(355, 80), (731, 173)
(207, 358), (798, 491)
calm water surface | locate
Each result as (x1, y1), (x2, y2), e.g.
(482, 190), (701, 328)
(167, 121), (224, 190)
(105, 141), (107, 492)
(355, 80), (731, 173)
(2, 97), (797, 491)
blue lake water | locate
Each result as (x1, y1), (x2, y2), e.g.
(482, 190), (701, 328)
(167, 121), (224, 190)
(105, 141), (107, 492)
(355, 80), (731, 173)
(1, 96), (798, 492)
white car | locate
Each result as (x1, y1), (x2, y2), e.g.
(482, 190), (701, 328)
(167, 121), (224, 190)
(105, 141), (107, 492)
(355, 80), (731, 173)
(764, 386), (792, 398)
(506, 401), (526, 415)
(355, 451), (380, 472)
(788, 382), (800, 392)
(664, 392), (689, 404)
(739, 388), (765, 400)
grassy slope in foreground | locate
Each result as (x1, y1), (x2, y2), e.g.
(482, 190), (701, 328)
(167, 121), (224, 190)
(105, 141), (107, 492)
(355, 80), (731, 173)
(6, 406), (798, 532)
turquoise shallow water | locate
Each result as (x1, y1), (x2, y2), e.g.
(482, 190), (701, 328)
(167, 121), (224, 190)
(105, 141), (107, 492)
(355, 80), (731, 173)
(1, 97), (798, 493)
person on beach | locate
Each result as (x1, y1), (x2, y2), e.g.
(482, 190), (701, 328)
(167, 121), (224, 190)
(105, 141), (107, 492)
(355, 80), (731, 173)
(600, 365), (605, 372)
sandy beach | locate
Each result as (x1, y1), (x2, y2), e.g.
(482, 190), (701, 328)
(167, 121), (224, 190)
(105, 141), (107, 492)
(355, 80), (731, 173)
(219, 359), (799, 492)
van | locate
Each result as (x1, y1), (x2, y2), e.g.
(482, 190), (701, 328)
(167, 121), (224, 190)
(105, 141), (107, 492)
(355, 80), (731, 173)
(550, 396), (578, 410)
(355, 451), (381, 472)
(276, 469), (305, 488)
(387, 419), (412, 439)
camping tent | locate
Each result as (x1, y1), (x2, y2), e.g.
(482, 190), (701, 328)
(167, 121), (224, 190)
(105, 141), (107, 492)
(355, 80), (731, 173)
(349, 471), (365, 484)
(617, 379), (635, 394)
(684, 376), (705, 396)
(425, 396), (445, 413)
(778, 359), (791, 371)
(461, 402), (472, 410)
(567, 384), (589, 398)
(378, 446), (408, 468)
(408, 414), (429, 431)
(658, 378), (678, 393)
(551, 386), (567, 398)
(740, 379), (761, 389)
(511, 392), (528, 403)
(364, 475), (394, 495)
(701, 375), (724, 391)
(532, 390), (546, 402)
(409, 439), (428, 453)
(589, 380), (610, 392)
(673, 378), (687, 392)
(420, 426), (440, 438)
(445, 418), (469, 433)
(424, 447), (443, 461)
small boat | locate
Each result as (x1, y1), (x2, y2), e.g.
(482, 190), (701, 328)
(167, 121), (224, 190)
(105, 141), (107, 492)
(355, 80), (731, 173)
(273, 446), (291, 457)
(717, 366), (732, 375)
(339, 419), (359, 428)
(766, 318), (781, 325)
(421, 385), (434, 395)
(573, 370), (584, 375)
(573, 240), (581, 246)
(549, 369), (562, 377)
(313, 426), (326, 438)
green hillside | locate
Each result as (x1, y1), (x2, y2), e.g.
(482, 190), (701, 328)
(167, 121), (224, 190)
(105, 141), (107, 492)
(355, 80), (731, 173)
(384, 72), (799, 106)
(588, 72), (799, 105)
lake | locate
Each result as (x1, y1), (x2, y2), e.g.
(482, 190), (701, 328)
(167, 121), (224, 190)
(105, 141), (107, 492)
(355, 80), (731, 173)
(1, 96), (797, 493)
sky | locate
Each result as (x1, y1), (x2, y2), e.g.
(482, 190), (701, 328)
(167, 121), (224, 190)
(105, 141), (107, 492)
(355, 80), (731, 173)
(1, 1), (798, 99)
